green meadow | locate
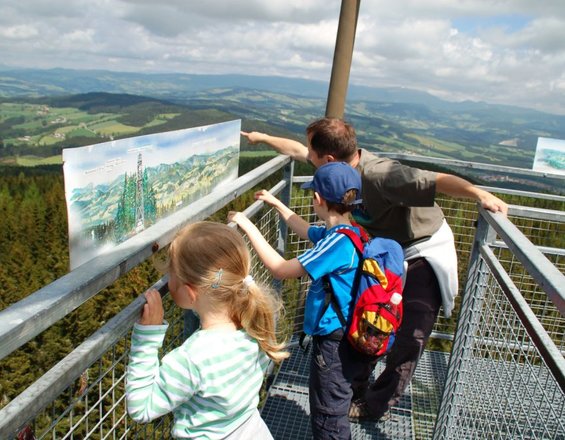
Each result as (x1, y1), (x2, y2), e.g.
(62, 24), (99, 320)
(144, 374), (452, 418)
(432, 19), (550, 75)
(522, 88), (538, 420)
(0, 101), (181, 164)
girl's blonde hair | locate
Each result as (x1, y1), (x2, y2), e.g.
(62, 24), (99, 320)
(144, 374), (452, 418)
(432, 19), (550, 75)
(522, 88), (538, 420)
(168, 221), (289, 363)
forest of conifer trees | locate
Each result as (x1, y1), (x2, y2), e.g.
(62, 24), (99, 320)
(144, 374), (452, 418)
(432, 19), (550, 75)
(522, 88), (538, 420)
(0, 166), (164, 406)
(0, 156), (294, 407)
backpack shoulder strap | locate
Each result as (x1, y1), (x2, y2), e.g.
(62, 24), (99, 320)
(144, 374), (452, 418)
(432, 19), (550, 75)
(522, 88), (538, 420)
(350, 220), (370, 243)
(335, 228), (364, 255)
(321, 274), (347, 327)
(320, 228), (364, 328)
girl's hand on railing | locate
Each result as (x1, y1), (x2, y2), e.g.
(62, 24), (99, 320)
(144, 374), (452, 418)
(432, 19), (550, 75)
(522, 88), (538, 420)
(227, 210), (244, 225)
(227, 211), (255, 236)
(139, 289), (164, 326)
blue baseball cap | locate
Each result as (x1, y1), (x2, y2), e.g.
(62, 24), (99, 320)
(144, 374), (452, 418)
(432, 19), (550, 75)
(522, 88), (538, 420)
(301, 162), (362, 205)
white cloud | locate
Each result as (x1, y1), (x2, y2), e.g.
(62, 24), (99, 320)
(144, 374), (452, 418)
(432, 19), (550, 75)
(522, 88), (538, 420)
(121, 0), (334, 25)
(0, 25), (39, 39)
(0, 0), (564, 114)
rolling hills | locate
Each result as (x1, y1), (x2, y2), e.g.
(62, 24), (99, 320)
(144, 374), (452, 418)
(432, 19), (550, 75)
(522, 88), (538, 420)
(2, 67), (565, 175)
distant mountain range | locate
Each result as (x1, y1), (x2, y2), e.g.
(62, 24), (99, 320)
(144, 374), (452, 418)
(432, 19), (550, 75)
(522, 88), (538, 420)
(2, 67), (565, 183)
(2, 66), (563, 120)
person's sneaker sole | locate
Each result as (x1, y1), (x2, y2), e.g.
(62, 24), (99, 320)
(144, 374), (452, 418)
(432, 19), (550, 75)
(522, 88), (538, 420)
(377, 411), (391, 423)
(348, 399), (378, 422)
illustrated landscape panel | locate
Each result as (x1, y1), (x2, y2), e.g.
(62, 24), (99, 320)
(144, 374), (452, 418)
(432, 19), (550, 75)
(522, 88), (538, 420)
(63, 120), (241, 269)
(532, 137), (565, 175)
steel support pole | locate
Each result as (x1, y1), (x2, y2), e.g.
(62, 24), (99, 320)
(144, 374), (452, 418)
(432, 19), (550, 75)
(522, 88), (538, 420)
(326, 0), (361, 119)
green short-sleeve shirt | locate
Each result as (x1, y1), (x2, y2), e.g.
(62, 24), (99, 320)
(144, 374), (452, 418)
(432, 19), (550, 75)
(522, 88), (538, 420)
(352, 149), (444, 245)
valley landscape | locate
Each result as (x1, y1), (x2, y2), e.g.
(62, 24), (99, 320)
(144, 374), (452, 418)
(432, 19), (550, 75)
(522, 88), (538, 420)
(2, 68), (565, 176)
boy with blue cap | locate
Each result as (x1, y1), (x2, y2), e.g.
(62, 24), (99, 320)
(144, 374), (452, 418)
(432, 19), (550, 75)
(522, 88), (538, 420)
(228, 162), (367, 439)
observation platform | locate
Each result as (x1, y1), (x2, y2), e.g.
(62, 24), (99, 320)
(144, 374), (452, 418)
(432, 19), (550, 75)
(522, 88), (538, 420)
(0, 154), (563, 439)
(262, 340), (448, 439)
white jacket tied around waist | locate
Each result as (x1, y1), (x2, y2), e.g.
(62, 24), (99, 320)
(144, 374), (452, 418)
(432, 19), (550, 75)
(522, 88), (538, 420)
(403, 219), (459, 318)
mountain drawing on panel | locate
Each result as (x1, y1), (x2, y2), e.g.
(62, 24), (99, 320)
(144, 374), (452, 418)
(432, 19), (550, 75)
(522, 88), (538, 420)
(63, 120), (241, 269)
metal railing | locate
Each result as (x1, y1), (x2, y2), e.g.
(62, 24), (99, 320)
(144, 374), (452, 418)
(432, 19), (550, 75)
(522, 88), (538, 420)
(433, 206), (564, 439)
(0, 155), (293, 438)
(0, 155), (563, 439)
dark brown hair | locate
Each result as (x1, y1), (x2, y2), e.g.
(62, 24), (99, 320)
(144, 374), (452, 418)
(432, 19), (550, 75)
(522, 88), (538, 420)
(306, 117), (357, 161)
(324, 189), (359, 215)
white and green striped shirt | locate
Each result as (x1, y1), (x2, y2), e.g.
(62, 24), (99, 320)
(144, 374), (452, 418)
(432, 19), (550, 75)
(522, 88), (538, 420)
(126, 322), (270, 439)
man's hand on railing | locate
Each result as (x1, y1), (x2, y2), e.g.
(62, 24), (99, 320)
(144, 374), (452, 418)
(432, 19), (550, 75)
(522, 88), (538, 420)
(139, 289), (164, 326)
(477, 190), (509, 215)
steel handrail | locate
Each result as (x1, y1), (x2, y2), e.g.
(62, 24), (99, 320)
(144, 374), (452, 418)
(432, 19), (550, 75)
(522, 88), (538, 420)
(0, 155), (292, 360)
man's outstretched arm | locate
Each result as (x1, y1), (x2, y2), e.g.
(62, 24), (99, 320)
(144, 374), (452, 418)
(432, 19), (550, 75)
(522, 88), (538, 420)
(436, 173), (508, 215)
(241, 131), (309, 163)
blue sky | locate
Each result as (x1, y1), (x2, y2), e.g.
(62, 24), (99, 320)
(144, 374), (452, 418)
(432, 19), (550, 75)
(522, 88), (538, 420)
(452, 14), (531, 34)
(1, 0), (564, 114)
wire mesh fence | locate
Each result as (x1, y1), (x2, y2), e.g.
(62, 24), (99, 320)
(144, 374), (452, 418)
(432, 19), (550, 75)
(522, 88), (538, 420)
(14, 294), (183, 439)
(4, 170), (564, 440)
(434, 254), (564, 439)
(432, 207), (564, 440)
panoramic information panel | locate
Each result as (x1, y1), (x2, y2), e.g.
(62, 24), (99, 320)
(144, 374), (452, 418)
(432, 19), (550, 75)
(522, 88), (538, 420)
(533, 137), (565, 176)
(63, 120), (241, 269)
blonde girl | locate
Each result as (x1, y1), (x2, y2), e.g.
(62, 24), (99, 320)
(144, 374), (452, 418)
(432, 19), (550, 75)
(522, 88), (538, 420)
(126, 221), (288, 439)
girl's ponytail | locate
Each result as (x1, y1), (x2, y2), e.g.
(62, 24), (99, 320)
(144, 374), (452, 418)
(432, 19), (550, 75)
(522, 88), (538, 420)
(169, 222), (288, 363)
(234, 278), (289, 364)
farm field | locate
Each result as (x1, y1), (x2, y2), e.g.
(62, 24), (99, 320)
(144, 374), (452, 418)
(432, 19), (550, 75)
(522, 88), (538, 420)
(2, 89), (565, 195)
(0, 100), (181, 164)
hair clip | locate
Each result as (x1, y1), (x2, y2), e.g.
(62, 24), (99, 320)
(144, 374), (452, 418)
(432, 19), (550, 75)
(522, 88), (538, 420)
(211, 269), (223, 289)
(242, 274), (255, 288)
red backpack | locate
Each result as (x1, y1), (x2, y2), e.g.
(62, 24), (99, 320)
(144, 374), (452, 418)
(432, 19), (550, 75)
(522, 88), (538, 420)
(323, 228), (405, 358)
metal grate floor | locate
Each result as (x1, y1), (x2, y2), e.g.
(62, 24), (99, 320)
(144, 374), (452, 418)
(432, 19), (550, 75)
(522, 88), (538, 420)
(262, 340), (449, 440)
(439, 356), (565, 438)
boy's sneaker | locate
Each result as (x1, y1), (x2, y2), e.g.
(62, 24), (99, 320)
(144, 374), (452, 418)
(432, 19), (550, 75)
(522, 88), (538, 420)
(348, 399), (390, 423)
(348, 398), (376, 422)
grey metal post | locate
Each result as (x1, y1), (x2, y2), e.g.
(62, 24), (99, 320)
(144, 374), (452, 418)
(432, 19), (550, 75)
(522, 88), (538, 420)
(325, 0), (361, 119)
(183, 310), (200, 340)
(273, 161), (294, 294)
(432, 210), (496, 439)
(277, 161), (294, 254)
